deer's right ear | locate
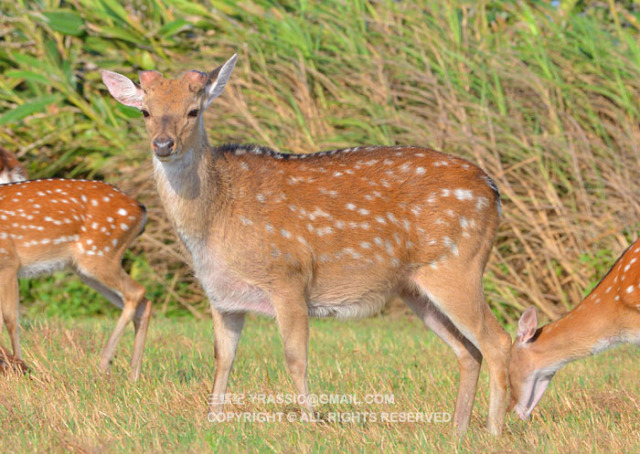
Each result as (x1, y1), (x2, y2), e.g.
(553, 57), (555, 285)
(204, 54), (237, 109)
(101, 70), (145, 108)
(516, 306), (538, 344)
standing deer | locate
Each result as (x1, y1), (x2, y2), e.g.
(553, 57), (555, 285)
(0, 147), (27, 184)
(0, 178), (151, 380)
(509, 240), (640, 420)
(102, 54), (511, 435)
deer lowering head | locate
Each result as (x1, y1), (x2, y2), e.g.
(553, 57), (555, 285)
(102, 55), (511, 435)
(509, 240), (640, 419)
(0, 178), (152, 380)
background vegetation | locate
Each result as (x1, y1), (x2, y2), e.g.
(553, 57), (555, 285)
(2, 0), (640, 324)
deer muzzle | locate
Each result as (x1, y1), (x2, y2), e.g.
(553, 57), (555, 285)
(153, 137), (175, 158)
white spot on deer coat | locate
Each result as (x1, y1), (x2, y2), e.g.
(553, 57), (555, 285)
(454, 189), (474, 201)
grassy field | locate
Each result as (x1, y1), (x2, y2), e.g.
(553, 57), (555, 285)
(1, 315), (640, 452)
(2, 2), (640, 451)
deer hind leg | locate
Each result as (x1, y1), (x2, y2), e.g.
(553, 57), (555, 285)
(0, 267), (21, 360)
(76, 265), (148, 379)
(402, 289), (482, 436)
(209, 308), (246, 417)
(411, 268), (510, 436)
(130, 297), (152, 380)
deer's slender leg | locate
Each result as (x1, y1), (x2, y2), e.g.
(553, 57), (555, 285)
(271, 289), (310, 410)
(411, 268), (510, 436)
(403, 291), (482, 435)
(0, 266), (21, 360)
(78, 265), (148, 379)
(209, 309), (246, 416)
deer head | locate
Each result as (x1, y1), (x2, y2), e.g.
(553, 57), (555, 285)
(101, 55), (237, 161)
(508, 306), (555, 420)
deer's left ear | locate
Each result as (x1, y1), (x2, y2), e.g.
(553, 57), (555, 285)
(101, 70), (145, 108)
(204, 54), (237, 109)
(516, 306), (538, 344)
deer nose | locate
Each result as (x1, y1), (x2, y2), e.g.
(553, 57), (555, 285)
(153, 137), (175, 157)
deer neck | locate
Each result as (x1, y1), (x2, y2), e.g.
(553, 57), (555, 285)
(529, 300), (619, 373)
(152, 128), (228, 245)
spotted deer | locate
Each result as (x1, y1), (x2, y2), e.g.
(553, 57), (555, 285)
(509, 239), (640, 420)
(0, 147), (27, 184)
(0, 178), (151, 380)
(102, 54), (511, 435)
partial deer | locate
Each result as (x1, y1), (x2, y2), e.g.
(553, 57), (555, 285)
(0, 147), (27, 184)
(102, 54), (511, 435)
(0, 344), (28, 374)
(509, 240), (640, 420)
(0, 178), (151, 380)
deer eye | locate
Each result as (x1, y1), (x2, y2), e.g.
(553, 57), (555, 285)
(141, 109), (150, 118)
(188, 109), (199, 118)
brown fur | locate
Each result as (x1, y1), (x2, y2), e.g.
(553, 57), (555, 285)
(0, 147), (27, 184)
(0, 179), (152, 380)
(510, 239), (640, 419)
(102, 55), (511, 435)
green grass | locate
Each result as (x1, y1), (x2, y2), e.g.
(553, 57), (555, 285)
(1, 315), (640, 452)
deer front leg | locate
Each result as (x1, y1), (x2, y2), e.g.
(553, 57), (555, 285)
(209, 308), (246, 417)
(271, 291), (310, 412)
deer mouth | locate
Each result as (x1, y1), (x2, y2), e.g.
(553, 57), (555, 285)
(154, 150), (174, 160)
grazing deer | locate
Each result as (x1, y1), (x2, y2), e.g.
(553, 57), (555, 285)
(102, 54), (511, 435)
(0, 147), (27, 184)
(509, 240), (640, 420)
(0, 178), (151, 380)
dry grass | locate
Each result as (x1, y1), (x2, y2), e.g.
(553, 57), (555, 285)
(2, 316), (640, 452)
